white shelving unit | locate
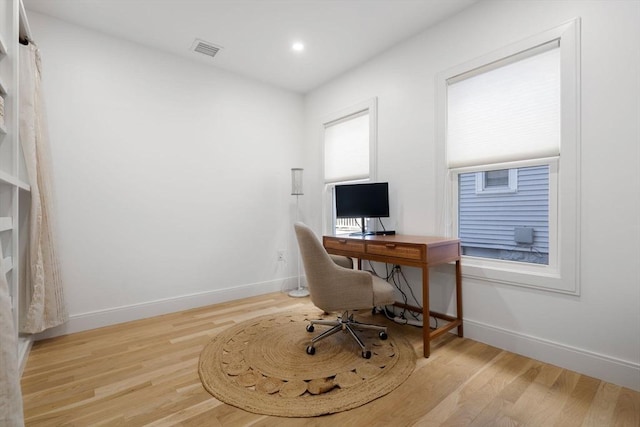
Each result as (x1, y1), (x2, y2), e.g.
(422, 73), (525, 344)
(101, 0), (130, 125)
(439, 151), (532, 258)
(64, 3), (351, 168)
(0, 215), (12, 231)
(0, 0), (33, 371)
(0, 32), (6, 138)
(2, 256), (13, 275)
(0, 32), (6, 55)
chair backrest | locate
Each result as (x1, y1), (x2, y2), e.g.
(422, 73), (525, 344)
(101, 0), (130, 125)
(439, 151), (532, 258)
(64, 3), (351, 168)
(294, 222), (373, 312)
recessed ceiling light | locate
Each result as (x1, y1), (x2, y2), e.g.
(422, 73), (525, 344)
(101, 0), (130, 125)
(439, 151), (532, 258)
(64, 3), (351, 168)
(292, 42), (305, 52)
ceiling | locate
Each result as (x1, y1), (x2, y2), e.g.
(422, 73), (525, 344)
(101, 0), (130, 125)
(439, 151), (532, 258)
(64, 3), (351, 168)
(23, 0), (478, 94)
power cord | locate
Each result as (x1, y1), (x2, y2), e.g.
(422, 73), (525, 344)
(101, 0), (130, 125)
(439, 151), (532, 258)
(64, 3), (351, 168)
(383, 264), (440, 329)
(395, 266), (422, 318)
(369, 261), (440, 329)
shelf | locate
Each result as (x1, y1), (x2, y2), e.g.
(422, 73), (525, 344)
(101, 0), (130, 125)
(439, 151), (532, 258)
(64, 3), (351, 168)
(0, 75), (6, 96)
(0, 122), (6, 135)
(0, 33), (6, 56)
(0, 169), (31, 191)
(0, 217), (12, 232)
(0, 169), (17, 186)
(2, 256), (13, 275)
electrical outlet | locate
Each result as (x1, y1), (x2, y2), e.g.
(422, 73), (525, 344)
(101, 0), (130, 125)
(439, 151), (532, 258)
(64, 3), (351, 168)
(277, 250), (285, 262)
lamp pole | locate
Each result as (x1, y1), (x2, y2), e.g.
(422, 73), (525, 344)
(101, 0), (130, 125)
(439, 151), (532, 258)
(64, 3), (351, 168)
(289, 168), (309, 298)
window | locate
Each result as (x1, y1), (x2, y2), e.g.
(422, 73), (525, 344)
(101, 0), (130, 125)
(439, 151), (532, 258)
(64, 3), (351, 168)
(324, 111), (370, 183)
(483, 170), (509, 189)
(436, 19), (581, 294)
(322, 98), (377, 234)
(462, 165), (549, 265)
(475, 169), (517, 194)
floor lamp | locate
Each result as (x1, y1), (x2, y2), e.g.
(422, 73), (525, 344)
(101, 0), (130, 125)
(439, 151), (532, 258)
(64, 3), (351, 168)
(289, 168), (309, 298)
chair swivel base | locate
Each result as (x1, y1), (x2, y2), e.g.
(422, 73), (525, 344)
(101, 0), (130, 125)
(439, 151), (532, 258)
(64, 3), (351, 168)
(305, 311), (388, 359)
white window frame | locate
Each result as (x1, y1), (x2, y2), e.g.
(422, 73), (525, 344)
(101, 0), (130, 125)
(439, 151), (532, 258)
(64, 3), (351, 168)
(321, 98), (378, 234)
(436, 19), (581, 295)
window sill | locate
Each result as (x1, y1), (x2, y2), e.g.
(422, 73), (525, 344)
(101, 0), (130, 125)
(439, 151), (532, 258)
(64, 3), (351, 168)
(461, 256), (578, 295)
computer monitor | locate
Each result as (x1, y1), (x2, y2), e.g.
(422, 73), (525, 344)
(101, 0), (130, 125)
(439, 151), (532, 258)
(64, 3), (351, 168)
(335, 182), (389, 235)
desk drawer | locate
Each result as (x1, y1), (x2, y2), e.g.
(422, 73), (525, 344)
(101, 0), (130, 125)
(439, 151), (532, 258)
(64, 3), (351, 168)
(366, 242), (423, 261)
(324, 238), (365, 253)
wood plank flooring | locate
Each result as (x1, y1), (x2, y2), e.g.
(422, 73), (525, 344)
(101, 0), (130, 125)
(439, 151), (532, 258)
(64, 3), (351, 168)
(21, 292), (639, 426)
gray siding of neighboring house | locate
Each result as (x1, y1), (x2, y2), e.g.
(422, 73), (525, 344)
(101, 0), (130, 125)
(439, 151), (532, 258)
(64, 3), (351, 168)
(458, 165), (549, 264)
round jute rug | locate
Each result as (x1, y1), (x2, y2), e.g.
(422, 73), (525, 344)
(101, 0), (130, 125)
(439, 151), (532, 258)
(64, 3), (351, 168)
(198, 310), (416, 417)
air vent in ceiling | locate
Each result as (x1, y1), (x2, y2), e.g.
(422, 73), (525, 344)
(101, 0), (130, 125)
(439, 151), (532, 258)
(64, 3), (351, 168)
(191, 39), (222, 58)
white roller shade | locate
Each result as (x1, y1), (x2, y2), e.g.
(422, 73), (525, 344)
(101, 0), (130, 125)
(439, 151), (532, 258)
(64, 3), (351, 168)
(324, 111), (369, 183)
(447, 42), (560, 168)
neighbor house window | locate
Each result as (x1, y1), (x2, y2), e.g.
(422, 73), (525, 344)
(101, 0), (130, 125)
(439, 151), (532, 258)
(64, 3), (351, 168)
(436, 19), (581, 294)
(475, 169), (517, 194)
(322, 98), (377, 234)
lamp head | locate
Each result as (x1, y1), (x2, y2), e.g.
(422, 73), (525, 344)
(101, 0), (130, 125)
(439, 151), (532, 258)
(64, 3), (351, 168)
(291, 168), (304, 195)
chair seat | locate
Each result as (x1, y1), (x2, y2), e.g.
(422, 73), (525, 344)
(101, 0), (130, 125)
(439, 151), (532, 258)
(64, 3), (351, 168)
(372, 275), (395, 307)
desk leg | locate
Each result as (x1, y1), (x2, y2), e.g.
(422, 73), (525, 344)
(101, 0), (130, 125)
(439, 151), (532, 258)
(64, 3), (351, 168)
(422, 265), (430, 358)
(456, 259), (463, 337)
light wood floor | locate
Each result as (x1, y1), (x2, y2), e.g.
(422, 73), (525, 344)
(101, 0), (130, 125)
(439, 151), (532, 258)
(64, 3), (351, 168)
(21, 292), (639, 426)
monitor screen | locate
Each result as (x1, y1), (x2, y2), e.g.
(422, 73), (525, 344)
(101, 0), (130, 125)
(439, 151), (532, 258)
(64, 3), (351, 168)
(335, 182), (389, 219)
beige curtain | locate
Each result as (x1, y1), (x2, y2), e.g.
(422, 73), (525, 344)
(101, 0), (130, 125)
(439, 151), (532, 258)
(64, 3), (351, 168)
(19, 42), (67, 334)
(0, 249), (24, 426)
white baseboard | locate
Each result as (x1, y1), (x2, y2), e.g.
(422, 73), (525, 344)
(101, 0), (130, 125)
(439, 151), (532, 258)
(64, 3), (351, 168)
(464, 319), (640, 391)
(36, 277), (300, 340)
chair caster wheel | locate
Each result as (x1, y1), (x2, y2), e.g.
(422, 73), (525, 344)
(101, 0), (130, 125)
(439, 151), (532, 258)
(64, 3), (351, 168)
(306, 346), (316, 355)
(362, 350), (371, 359)
(306, 324), (314, 333)
(379, 331), (388, 340)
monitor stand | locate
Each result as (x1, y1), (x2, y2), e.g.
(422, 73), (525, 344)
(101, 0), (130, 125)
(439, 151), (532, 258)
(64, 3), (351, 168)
(349, 218), (370, 236)
(348, 217), (395, 236)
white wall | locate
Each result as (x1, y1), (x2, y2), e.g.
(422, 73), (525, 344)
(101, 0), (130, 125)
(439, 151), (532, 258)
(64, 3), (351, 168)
(303, 0), (640, 390)
(27, 11), (304, 336)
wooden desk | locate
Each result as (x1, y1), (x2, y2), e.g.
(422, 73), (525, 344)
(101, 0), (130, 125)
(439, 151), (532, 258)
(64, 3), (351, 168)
(323, 233), (462, 357)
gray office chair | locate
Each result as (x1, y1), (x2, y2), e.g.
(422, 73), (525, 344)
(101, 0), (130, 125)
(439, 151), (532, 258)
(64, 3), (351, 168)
(294, 222), (395, 358)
